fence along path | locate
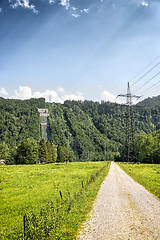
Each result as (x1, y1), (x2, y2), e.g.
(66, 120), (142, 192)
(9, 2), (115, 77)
(77, 162), (160, 240)
(0, 163), (108, 239)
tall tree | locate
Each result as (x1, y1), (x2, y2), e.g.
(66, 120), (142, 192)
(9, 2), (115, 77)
(46, 141), (57, 163)
(15, 139), (38, 164)
(57, 145), (69, 163)
(0, 142), (10, 163)
(39, 139), (48, 163)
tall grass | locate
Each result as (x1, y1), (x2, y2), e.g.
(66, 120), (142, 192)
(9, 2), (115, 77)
(0, 162), (110, 239)
(119, 163), (160, 199)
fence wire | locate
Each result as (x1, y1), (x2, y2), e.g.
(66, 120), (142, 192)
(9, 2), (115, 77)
(0, 163), (109, 239)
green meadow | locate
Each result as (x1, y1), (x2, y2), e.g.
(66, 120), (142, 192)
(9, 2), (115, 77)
(119, 163), (160, 199)
(0, 162), (110, 239)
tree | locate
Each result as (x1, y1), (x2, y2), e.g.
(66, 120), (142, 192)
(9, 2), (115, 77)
(57, 145), (69, 163)
(15, 139), (38, 164)
(7, 146), (16, 165)
(137, 130), (160, 164)
(46, 141), (57, 163)
(51, 143), (57, 163)
(0, 142), (10, 163)
(39, 139), (48, 163)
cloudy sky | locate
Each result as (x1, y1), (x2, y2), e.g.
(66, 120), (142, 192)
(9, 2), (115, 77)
(0, 0), (160, 103)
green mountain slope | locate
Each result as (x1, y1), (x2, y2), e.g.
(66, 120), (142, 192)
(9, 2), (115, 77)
(137, 95), (160, 107)
(0, 98), (160, 161)
(0, 97), (45, 146)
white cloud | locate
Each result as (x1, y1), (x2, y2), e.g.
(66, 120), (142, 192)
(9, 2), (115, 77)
(80, 8), (89, 13)
(72, 13), (80, 18)
(33, 89), (63, 103)
(14, 86), (32, 99)
(101, 90), (122, 104)
(7, 0), (89, 17)
(76, 91), (83, 96)
(60, 0), (70, 10)
(10, 0), (38, 14)
(8, 86), (85, 103)
(83, 8), (89, 13)
(71, 5), (81, 18)
(62, 94), (84, 102)
(12, 86), (62, 103)
(49, 0), (56, 4)
(0, 8), (2, 13)
(57, 87), (65, 94)
(141, 1), (148, 7)
(72, 7), (77, 11)
(0, 87), (8, 97)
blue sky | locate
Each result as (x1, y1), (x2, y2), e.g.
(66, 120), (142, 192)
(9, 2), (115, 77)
(0, 0), (160, 103)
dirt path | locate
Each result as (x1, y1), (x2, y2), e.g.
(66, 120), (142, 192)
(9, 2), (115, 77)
(77, 162), (160, 240)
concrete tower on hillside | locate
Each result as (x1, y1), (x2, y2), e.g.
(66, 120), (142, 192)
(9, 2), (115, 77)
(38, 109), (50, 141)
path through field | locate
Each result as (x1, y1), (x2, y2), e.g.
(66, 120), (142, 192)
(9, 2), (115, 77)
(77, 162), (160, 240)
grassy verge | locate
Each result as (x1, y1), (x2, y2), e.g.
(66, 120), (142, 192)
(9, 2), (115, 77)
(0, 161), (110, 239)
(118, 163), (160, 199)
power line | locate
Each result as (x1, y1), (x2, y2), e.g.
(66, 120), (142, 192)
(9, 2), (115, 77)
(132, 83), (160, 105)
(118, 82), (141, 162)
(133, 71), (160, 94)
(116, 56), (160, 99)
(139, 80), (160, 96)
(131, 62), (160, 88)
(130, 55), (159, 84)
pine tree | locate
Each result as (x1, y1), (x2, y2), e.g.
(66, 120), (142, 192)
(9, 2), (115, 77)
(39, 139), (48, 164)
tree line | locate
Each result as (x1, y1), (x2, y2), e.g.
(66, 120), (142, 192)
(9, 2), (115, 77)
(0, 97), (160, 164)
(0, 138), (71, 164)
(137, 129), (160, 164)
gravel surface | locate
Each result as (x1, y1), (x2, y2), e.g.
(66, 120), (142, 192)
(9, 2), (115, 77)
(77, 162), (160, 240)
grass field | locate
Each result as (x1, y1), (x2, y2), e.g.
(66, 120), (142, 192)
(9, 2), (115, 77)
(0, 161), (110, 239)
(119, 163), (160, 199)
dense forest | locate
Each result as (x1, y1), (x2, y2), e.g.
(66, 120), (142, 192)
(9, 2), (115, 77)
(0, 97), (160, 164)
(138, 95), (160, 108)
(0, 97), (45, 146)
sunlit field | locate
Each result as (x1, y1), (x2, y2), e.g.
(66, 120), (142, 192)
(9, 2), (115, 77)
(119, 163), (160, 199)
(0, 161), (110, 239)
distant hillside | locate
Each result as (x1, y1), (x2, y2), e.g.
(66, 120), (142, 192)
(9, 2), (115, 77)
(47, 100), (160, 160)
(0, 97), (45, 146)
(137, 95), (160, 107)
(0, 98), (160, 161)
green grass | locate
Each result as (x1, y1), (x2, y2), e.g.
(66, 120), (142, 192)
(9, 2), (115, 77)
(118, 163), (160, 199)
(0, 161), (110, 239)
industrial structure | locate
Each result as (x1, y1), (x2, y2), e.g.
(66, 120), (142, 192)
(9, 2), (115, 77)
(38, 109), (50, 141)
(118, 82), (141, 162)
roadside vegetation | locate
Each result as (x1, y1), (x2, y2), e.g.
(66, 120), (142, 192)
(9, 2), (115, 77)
(119, 163), (160, 199)
(1, 97), (160, 164)
(0, 161), (110, 239)
(136, 130), (160, 164)
(0, 97), (159, 238)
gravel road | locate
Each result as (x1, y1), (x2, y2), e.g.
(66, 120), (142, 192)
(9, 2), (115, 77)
(77, 162), (160, 240)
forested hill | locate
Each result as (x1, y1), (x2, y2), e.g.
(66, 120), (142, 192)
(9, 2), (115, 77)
(0, 97), (45, 146)
(0, 97), (160, 160)
(47, 100), (160, 160)
(137, 95), (160, 107)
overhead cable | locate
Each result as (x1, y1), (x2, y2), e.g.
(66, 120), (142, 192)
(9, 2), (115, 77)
(116, 56), (159, 99)
(133, 71), (160, 94)
(129, 55), (159, 84)
(139, 80), (160, 96)
(131, 62), (160, 88)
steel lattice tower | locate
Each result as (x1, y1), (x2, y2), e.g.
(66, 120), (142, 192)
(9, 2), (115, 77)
(118, 82), (141, 162)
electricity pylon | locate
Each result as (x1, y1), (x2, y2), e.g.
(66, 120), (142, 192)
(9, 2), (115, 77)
(118, 82), (141, 162)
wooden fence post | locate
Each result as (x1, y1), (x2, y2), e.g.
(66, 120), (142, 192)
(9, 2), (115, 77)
(81, 181), (84, 188)
(23, 214), (26, 240)
(59, 191), (63, 200)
